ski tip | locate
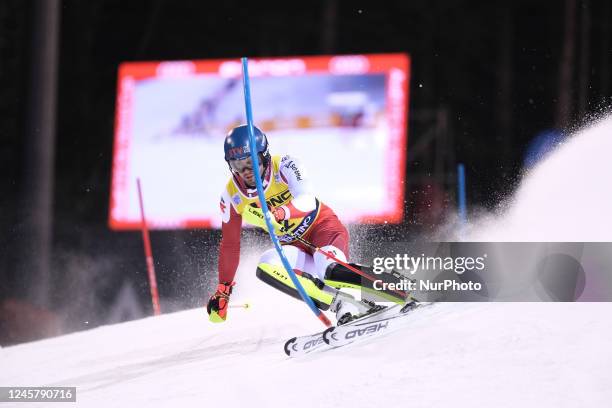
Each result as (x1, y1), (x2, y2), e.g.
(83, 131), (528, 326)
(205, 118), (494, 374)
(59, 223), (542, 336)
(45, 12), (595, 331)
(322, 327), (335, 345)
(284, 337), (297, 356)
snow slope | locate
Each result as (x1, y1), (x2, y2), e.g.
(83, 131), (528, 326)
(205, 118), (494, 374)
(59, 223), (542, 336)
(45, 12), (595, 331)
(465, 115), (612, 241)
(3, 298), (611, 408)
(4, 117), (612, 407)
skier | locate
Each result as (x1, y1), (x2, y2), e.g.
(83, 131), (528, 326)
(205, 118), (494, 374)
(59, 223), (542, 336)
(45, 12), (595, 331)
(206, 125), (405, 324)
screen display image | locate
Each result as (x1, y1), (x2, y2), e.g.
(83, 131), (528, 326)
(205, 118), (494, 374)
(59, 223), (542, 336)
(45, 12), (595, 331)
(109, 54), (410, 230)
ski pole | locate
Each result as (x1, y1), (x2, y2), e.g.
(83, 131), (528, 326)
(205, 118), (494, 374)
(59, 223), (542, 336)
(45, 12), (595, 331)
(287, 233), (415, 301)
(243, 206), (416, 302)
(229, 303), (250, 309)
(241, 57), (331, 328)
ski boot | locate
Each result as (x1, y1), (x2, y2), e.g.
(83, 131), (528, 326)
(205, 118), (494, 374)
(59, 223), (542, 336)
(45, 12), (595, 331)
(330, 292), (386, 325)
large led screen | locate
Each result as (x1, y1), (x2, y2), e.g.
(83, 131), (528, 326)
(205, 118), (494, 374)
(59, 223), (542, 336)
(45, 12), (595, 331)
(109, 54), (410, 229)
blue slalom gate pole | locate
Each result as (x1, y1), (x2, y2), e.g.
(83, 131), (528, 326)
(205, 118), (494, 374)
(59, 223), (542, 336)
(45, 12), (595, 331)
(457, 163), (467, 225)
(240, 57), (331, 328)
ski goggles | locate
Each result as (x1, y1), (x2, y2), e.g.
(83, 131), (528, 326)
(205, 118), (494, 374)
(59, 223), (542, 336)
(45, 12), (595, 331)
(229, 157), (257, 173)
(229, 154), (266, 173)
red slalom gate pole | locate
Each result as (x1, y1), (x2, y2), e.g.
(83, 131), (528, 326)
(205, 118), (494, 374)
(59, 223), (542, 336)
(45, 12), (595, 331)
(137, 178), (161, 316)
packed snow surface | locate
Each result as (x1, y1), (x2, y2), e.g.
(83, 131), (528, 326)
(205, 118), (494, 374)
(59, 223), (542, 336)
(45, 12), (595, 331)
(4, 117), (612, 407)
(3, 298), (611, 408)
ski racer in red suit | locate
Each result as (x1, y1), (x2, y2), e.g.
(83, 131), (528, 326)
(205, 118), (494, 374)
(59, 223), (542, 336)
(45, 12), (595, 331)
(206, 125), (403, 324)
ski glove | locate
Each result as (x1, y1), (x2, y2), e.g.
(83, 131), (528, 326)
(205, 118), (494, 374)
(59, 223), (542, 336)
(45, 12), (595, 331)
(271, 206), (287, 222)
(207, 281), (235, 323)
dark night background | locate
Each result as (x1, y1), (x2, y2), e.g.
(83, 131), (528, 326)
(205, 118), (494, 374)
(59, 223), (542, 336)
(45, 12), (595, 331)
(1, 0), (610, 345)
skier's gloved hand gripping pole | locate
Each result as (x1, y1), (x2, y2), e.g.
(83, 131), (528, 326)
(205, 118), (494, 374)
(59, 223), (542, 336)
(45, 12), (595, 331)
(241, 58), (332, 328)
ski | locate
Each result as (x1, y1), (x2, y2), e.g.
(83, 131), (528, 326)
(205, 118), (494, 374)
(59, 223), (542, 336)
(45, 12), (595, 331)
(283, 331), (328, 356)
(284, 303), (429, 357)
(322, 302), (433, 348)
(283, 305), (399, 357)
